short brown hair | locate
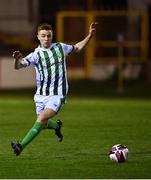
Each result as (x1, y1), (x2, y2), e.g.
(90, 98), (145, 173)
(37, 23), (52, 32)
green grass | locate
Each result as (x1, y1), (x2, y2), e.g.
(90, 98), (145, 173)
(0, 96), (151, 178)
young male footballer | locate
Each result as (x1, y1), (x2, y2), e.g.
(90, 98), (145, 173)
(11, 22), (97, 156)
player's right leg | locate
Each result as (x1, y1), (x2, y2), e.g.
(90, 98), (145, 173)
(11, 141), (22, 156)
(11, 95), (64, 156)
(11, 95), (45, 156)
(11, 120), (44, 156)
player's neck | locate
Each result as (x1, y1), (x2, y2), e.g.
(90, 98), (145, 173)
(40, 43), (52, 49)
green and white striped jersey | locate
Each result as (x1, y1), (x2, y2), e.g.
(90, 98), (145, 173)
(24, 42), (74, 96)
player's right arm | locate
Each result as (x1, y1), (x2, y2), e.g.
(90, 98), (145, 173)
(12, 50), (28, 69)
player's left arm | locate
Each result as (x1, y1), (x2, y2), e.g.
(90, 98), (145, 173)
(74, 22), (98, 53)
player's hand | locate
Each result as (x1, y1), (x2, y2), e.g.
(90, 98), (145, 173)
(89, 22), (98, 37)
(12, 50), (23, 60)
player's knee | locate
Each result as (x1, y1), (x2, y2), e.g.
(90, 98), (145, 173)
(37, 115), (48, 126)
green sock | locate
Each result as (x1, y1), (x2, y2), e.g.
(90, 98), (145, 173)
(21, 121), (44, 149)
(47, 119), (58, 129)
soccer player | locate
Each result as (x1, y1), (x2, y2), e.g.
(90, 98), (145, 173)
(11, 22), (97, 156)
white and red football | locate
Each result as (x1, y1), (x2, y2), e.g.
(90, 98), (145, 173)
(109, 144), (129, 163)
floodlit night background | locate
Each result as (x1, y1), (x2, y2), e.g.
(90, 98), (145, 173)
(0, 0), (151, 179)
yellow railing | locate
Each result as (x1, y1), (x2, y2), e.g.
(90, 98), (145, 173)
(56, 10), (148, 79)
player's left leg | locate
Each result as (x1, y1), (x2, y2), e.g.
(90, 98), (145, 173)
(47, 119), (63, 142)
(44, 95), (65, 141)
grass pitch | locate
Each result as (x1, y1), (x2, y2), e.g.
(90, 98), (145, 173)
(0, 95), (151, 179)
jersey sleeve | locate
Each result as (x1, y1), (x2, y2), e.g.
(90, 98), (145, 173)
(23, 51), (38, 66)
(60, 43), (75, 56)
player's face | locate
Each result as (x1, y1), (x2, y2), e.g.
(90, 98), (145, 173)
(37, 30), (53, 48)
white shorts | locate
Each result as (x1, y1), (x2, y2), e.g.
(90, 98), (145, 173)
(34, 94), (66, 114)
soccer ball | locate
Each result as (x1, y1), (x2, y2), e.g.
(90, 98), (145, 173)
(109, 144), (129, 163)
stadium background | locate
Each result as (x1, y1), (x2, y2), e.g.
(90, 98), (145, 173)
(0, 0), (151, 179)
(0, 0), (151, 93)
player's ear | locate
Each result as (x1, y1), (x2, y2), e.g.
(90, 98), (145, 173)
(51, 31), (53, 38)
(37, 34), (40, 41)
